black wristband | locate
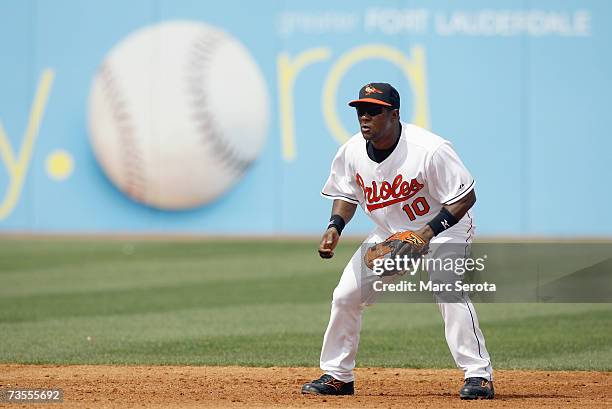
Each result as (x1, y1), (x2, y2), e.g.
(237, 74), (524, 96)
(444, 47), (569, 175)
(328, 214), (346, 235)
(427, 207), (459, 236)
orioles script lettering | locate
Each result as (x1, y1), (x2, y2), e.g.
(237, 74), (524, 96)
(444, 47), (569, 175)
(356, 173), (424, 211)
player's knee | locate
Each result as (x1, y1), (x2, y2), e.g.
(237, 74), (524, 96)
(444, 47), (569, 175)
(331, 286), (363, 307)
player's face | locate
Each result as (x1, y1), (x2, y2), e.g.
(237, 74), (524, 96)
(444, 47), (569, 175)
(355, 104), (396, 141)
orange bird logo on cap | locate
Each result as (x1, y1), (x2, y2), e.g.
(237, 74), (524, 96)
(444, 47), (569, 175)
(364, 84), (383, 95)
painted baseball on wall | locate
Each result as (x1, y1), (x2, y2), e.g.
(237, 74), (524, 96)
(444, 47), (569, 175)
(88, 20), (269, 210)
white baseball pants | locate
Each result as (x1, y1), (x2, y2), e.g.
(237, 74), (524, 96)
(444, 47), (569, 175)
(319, 227), (493, 382)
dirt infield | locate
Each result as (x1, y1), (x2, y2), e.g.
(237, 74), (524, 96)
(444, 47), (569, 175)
(1, 365), (610, 408)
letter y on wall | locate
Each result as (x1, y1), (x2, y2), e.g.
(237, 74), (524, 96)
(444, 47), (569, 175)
(0, 69), (54, 221)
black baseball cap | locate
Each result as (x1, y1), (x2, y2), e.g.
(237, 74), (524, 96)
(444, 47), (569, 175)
(348, 83), (400, 109)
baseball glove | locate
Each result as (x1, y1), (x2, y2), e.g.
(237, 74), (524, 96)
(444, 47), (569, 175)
(364, 230), (429, 275)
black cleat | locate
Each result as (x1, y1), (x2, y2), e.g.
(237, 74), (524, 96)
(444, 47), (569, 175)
(301, 374), (354, 395)
(460, 377), (494, 400)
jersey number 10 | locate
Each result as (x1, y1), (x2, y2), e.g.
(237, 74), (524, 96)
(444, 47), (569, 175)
(402, 197), (430, 221)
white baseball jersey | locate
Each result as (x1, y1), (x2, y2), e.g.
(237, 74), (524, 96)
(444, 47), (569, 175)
(321, 122), (475, 236)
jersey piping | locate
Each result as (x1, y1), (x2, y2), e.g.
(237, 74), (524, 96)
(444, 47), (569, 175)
(443, 180), (475, 205)
(320, 192), (360, 204)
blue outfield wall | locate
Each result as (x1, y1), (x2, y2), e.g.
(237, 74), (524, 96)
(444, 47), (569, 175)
(0, 0), (610, 236)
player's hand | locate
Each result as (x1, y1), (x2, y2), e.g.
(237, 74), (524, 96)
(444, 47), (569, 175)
(318, 227), (340, 259)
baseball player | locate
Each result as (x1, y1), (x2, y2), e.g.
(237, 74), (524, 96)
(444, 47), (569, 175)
(301, 83), (494, 400)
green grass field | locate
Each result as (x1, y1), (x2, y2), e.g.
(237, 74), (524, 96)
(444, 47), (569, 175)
(1, 238), (610, 370)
